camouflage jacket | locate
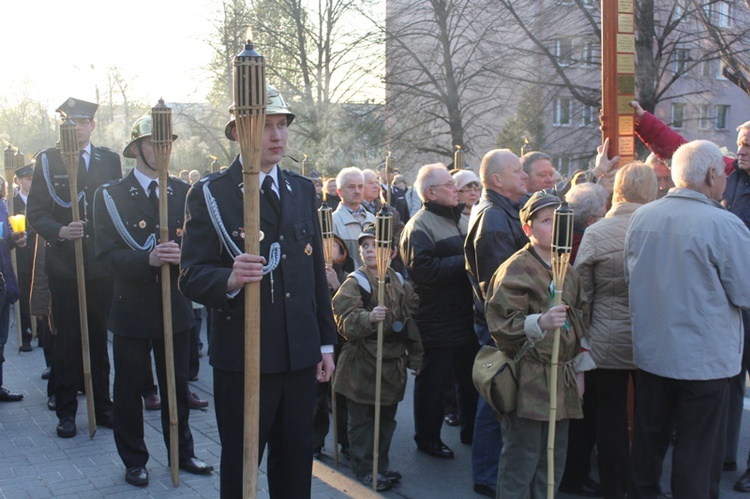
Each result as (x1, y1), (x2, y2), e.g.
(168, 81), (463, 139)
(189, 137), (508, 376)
(486, 245), (590, 421)
(332, 266), (424, 405)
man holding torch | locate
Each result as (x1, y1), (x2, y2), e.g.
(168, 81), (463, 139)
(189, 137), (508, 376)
(93, 114), (213, 487)
(27, 98), (121, 438)
(179, 85), (336, 498)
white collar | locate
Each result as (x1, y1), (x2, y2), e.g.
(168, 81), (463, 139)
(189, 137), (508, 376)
(133, 167), (159, 194)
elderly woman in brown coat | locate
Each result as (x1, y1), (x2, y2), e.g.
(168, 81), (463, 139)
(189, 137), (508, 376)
(572, 162), (657, 499)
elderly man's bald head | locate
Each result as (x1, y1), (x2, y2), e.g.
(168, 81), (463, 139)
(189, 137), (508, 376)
(479, 149), (528, 202)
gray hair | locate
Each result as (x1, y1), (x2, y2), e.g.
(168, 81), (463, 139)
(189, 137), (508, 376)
(520, 151), (552, 174)
(336, 167), (364, 189)
(414, 163), (449, 202)
(612, 161), (658, 205)
(671, 140), (724, 188)
(565, 182), (608, 231)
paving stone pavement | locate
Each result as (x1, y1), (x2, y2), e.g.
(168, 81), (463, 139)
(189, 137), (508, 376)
(0, 311), (372, 499)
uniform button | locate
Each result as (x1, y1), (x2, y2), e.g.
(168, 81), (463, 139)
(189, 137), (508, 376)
(279, 235), (284, 241)
(281, 254), (287, 260)
(285, 292), (291, 298)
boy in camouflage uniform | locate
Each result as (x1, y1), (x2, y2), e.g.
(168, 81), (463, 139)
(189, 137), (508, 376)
(332, 223), (424, 491)
(485, 192), (592, 498)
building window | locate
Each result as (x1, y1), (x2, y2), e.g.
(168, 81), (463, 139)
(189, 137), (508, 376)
(672, 49), (689, 74)
(581, 40), (596, 67)
(700, 60), (712, 78)
(706, 2), (732, 27)
(698, 105), (712, 129)
(554, 97), (572, 126)
(715, 105), (729, 129)
(671, 103), (685, 129)
(580, 104), (594, 126)
(555, 155), (571, 173)
(555, 38), (574, 67)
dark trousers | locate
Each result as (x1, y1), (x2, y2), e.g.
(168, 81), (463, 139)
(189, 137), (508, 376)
(188, 308), (202, 380)
(17, 272), (32, 345)
(347, 400), (398, 478)
(49, 277), (113, 420)
(112, 331), (194, 468)
(630, 369), (728, 499)
(38, 316), (55, 396)
(562, 371), (598, 490)
(214, 366), (316, 499)
(0, 301), (10, 386)
(414, 341), (479, 446)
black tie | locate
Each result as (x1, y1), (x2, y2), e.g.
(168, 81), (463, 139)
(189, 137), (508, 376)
(78, 150), (86, 171)
(148, 180), (159, 214)
(262, 176), (280, 217)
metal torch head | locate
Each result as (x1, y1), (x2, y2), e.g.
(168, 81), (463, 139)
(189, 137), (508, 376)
(454, 145), (465, 170)
(552, 201), (574, 255)
(4, 146), (15, 171)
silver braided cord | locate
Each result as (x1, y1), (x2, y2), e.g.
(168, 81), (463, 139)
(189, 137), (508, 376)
(41, 152), (86, 208)
(102, 189), (157, 252)
(202, 180), (280, 275)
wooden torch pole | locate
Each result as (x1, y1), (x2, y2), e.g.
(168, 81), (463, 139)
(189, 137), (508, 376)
(2, 146), (23, 353)
(317, 203), (337, 466)
(372, 206), (393, 490)
(59, 119), (97, 439)
(547, 201), (574, 499)
(152, 99), (180, 487)
(233, 28), (267, 499)
(13, 152), (32, 343)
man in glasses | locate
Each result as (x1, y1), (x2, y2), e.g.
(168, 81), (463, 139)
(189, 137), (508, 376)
(27, 97), (122, 438)
(399, 163), (479, 461)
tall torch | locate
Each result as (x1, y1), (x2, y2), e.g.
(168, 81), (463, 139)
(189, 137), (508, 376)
(454, 145), (465, 170)
(3, 146), (23, 353)
(60, 119), (97, 439)
(547, 201), (574, 499)
(384, 152), (394, 207)
(151, 99), (180, 487)
(372, 205), (393, 490)
(317, 202), (338, 466)
(233, 26), (267, 499)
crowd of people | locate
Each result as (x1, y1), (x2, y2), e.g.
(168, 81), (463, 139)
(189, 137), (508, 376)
(2, 88), (750, 499)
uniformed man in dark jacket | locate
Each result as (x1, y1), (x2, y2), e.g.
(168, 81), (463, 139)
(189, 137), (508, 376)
(27, 97), (122, 439)
(13, 163), (36, 352)
(93, 114), (213, 487)
(179, 85), (337, 499)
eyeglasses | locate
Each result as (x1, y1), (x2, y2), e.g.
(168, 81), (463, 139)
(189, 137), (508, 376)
(459, 186), (481, 194)
(70, 118), (92, 127)
(429, 180), (457, 190)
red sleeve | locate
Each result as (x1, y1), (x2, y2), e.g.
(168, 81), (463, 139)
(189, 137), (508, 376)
(635, 111), (735, 175)
(634, 111), (687, 161)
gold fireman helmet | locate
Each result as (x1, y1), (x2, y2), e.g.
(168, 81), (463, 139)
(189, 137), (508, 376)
(224, 84), (295, 141)
(123, 114), (178, 158)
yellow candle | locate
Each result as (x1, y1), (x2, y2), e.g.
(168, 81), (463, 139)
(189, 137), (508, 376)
(9, 214), (25, 233)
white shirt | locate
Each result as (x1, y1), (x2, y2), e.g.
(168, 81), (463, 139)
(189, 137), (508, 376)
(133, 167), (159, 198)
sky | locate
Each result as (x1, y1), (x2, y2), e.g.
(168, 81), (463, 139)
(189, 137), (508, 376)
(1, 0), (219, 108)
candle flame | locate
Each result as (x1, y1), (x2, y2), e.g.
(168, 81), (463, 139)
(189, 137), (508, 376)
(303, 153), (308, 160)
(387, 151), (392, 157)
(456, 145), (461, 150)
(246, 25), (254, 43)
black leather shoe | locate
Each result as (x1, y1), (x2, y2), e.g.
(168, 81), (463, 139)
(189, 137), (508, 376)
(313, 446), (323, 460)
(143, 393), (161, 411)
(20, 342), (32, 352)
(56, 417), (76, 438)
(358, 473), (392, 492)
(473, 483), (496, 497)
(188, 392), (209, 409)
(340, 444), (351, 459)
(444, 413), (460, 426)
(383, 470), (402, 482)
(41, 367), (51, 380)
(417, 441), (454, 459)
(735, 468), (750, 492)
(180, 457), (214, 475)
(559, 477), (603, 497)
(125, 466), (149, 487)
(0, 387), (23, 402)
(47, 396), (56, 411)
(96, 411), (114, 429)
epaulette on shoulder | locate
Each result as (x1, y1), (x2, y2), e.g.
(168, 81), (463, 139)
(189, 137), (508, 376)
(100, 177), (125, 189)
(284, 169), (312, 183)
(94, 146), (117, 155)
